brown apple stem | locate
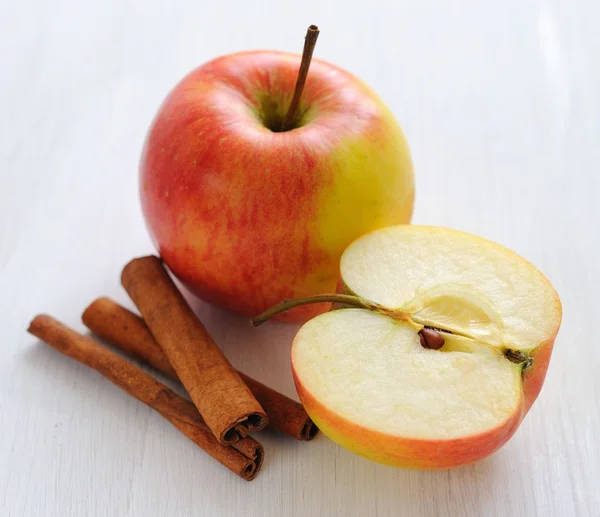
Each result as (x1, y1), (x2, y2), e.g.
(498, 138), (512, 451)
(250, 293), (377, 326)
(280, 25), (320, 131)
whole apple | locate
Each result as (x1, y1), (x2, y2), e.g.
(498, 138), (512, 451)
(140, 48), (414, 321)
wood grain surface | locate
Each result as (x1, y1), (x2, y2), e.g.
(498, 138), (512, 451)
(1, 1), (599, 515)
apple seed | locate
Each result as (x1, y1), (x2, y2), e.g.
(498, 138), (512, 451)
(418, 327), (445, 350)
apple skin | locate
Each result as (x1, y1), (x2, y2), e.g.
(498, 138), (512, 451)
(521, 339), (555, 415)
(292, 334), (557, 470)
(140, 50), (414, 322)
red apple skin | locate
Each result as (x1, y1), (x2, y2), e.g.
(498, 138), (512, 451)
(522, 338), (555, 414)
(292, 335), (556, 469)
(140, 51), (414, 321)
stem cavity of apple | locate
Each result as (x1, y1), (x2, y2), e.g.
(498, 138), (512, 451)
(280, 25), (320, 132)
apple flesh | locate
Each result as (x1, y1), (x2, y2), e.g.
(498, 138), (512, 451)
(140, 51), (414, 322)
(290, 226), (561, 469)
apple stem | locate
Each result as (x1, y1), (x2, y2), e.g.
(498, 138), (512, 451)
(280, 25), (320, 132)
(250, 293), (377, 326)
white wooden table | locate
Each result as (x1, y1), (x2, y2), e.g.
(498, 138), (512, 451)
(2, 1), (599, 516)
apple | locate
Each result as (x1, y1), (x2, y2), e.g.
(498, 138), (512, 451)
(139, 27), (414, 322)
(255, 225), (562, 469)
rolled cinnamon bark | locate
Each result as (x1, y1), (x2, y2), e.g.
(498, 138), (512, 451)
(121, 256), (267, 444)
(238, 372), (319, 441)
(28, 314), (263, 481)
(82, 297), (319, 441)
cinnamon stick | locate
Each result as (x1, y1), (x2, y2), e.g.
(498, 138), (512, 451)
(121, 256), (267, 444)
(27, 314), (263, 481)
(82, 297), (319, 441)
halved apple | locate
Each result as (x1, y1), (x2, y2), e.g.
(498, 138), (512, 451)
(257, 226), (562, 469)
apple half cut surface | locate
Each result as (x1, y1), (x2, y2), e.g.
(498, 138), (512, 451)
(287, 226), (562, 469)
